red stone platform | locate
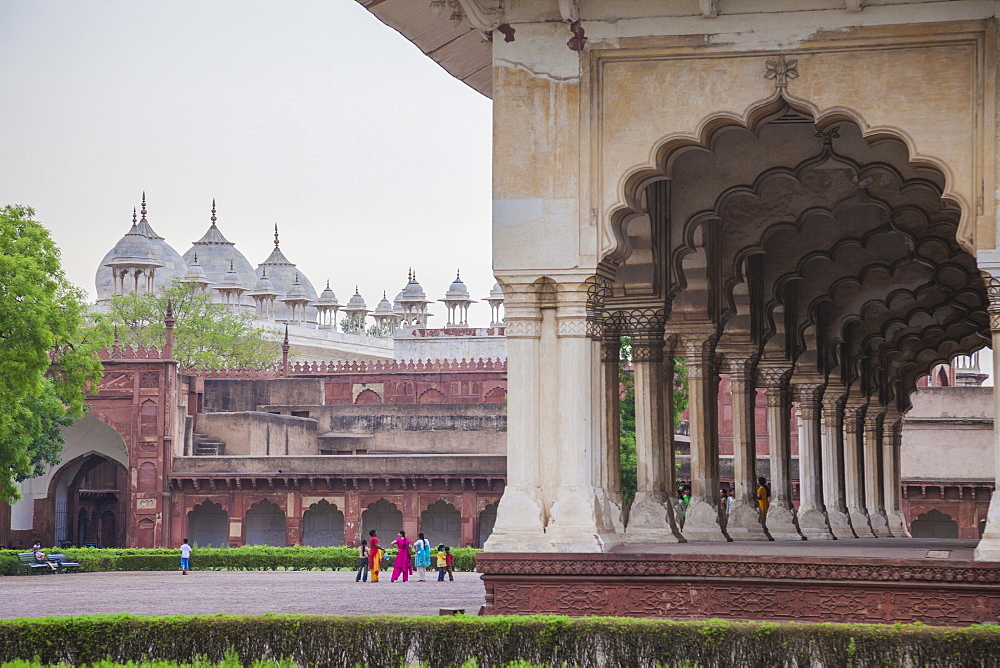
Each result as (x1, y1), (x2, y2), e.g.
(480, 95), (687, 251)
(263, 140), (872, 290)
(477, 541), (1000, 625)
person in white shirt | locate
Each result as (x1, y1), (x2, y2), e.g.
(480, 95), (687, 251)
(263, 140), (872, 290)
(180, 538), (192, 575)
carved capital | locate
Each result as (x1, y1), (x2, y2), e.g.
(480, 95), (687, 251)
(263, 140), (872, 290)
(721, 353), (757, 392)
(864, 409), (885, 434)
(632, 339), (665, 363)
(601, 338), (621, 363)
(757, 366), (792, 390)
(504, 319), (543, 338)
(556, 318), (589, 338)
(607, 308), (666, 338)
(793, 383), (824, 420)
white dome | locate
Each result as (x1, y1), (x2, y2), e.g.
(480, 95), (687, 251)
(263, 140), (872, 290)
(181, 203), (257, 304)
(256, 224), (319, 321)
(96, 198), (185, 300)
(347, 288), (367, 308)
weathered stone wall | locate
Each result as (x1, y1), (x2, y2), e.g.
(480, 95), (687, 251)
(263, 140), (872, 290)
(203, 379), (324, 413)
(197, 412), (318, 457)
(262, 403), (507, 455)
(901, 387), (994, 481)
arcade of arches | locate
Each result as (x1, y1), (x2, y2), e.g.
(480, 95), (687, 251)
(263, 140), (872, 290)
(481, 16), (1000, 559)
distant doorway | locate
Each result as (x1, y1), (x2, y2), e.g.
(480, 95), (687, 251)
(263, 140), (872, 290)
(188, 501), (229, 547)
(246, 500), (286, 546)
(303, 500), (345, 546)
(421, 500), (462, 548)
(911, 509), (959, 539)
(361, 499), (403, 539)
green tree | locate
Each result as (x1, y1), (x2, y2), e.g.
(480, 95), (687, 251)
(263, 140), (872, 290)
(0, 205), (108, 501)
(618, 336), (689, 507)
(105, 281), (280, 368)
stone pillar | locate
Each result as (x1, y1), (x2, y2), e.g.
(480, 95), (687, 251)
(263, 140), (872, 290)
(543, 294), (609, 551)
(721, 354), (769, 540)
(793, 382), (834, 539)
(843, 398), (875, 538)
(882, 410), (909, 537)
(863, 409), (892, 537)
(601, 335), (626, 533)
(484, 299), (548, 551)
(677, 333), (728, 541)
(976, 278), (1000, 559)
(760, 367), (804, 540)
(821, 389), (854, 538)
(661, 337), (683, 537)
(626, 327), (682, 542)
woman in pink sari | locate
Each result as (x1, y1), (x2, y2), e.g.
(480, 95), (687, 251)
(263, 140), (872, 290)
(390, 530), (412, 582)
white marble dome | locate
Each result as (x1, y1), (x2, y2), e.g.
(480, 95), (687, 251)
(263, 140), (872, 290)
(255, 225), (318, 323)
(95, 201), (185, 301)
(180, 204), (257, 307)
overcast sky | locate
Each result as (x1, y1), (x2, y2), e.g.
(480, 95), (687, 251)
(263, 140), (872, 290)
(1, 0), (494, 325)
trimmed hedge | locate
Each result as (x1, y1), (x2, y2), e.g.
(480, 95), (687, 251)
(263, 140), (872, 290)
(0, 546), (479, 576)
(2, 614), (1000, 667)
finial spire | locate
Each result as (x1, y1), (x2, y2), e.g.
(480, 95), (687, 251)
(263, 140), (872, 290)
(326, 279), (331, 289)
(456, 269), (461, 280)
(132, 208), (137, 225)
(140, 192), (147, 222)
(211, 199), (217, 225)
(229, 259), (234, 271)
(408, 268), (413, 282)
(193, 252), (198, 264)
(274, 223), (280, 249)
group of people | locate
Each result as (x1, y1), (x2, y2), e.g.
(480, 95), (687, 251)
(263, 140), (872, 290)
(674, 477), (773, 525)
(356, 530), (455, 583)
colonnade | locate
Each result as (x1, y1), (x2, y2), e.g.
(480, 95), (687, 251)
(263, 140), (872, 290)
(485, 280), (912, 552)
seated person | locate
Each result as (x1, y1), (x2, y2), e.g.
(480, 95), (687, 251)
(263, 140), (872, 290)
(34, 550), (58, 572)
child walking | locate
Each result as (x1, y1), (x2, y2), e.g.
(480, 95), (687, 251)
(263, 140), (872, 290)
(436, 543), (447, 581)
(356, 539), (369, 582)
(180, 538), (192, 575)
(444, 546), (455, 581)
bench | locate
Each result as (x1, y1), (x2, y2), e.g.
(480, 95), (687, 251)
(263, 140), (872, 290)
(18, 553), (53, 575)
(48, 554), (81, 572)
(17, 552), (80, 574)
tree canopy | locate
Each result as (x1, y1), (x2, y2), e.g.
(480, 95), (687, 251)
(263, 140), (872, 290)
(104, 281), (280, 368)
(0, 205), (108, 502)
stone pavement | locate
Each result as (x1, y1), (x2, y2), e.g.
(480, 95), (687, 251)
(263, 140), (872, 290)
(1, 570), (487, 619)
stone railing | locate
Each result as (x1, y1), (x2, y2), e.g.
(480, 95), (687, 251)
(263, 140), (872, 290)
(182, 358), (507, 379)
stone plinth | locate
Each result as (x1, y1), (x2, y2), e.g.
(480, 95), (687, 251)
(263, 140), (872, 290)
(477, 551), (1000, 625)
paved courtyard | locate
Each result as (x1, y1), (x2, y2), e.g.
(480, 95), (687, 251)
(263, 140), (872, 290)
(1, 570), (487, 619)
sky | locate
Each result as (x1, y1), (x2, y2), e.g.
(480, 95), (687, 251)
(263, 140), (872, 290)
(1, 0), (495, 325)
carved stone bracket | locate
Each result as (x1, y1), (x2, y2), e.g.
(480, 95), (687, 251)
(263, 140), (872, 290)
(864, 408), (885, 434)
(455, 0), (505, 32)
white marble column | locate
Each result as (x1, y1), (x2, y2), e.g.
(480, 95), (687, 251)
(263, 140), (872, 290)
(484, 301), (547, 551)
(544, 296), (610, 551)
(821, 390), (854, 538)
(976, 281), (1000, 559)
(760, 367), (804, 540)
(625, 331), (682, 541)
(793, 382), (834, 539)
(722, 354), (769, 540)
(678, 333), (729, 541)
(843, 398), (876, 538)
(863, 409), (892, 537)
(661, 338), (684, 537)
(601, 335), (626, 534)
(882, 410), (909, 537)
